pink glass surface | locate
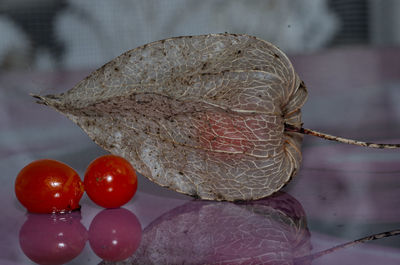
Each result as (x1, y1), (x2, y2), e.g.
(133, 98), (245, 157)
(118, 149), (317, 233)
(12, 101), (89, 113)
(1, 47), (400, 264)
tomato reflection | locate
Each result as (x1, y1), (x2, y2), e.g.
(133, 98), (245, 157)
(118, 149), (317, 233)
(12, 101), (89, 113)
(89, 208), (142, 262)
(19, 211), (87, 265)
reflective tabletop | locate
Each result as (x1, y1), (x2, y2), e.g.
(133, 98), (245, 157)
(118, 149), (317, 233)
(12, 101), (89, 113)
(1, 47), (400, 264)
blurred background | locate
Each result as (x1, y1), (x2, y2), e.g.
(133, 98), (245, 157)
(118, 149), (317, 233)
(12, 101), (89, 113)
(0, 0), (399, 71)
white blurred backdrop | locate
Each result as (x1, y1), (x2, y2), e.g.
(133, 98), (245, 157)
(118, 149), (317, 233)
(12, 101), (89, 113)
(0, 0), (341, 70)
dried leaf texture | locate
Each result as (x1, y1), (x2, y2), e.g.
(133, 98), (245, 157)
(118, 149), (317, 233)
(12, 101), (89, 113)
(37, 34), (307, 201)
(102, 192), (311, 265)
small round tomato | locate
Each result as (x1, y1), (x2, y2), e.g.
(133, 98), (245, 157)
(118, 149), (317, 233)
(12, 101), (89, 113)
(15, 159), (84, 213)
(84, 155), (138, 208)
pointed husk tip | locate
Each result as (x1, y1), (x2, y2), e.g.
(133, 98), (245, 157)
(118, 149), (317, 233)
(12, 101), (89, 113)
(31, 93), (61, 107)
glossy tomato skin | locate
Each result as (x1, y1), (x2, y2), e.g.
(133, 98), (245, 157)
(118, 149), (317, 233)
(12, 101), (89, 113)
(84, 155), (138, 208)
(15, 159), (84, 213)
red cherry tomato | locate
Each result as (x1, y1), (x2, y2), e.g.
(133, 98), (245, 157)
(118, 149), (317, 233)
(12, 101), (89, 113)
(84, 155), (138, 208)
(15, 159), (84, 213)
(89, 208), (142, 261)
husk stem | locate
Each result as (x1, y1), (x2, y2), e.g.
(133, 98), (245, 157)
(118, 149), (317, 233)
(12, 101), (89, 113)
(285, 123), (400, 149)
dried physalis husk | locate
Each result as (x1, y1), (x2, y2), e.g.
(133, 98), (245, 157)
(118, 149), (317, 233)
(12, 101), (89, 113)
(35, 34), (306, 201)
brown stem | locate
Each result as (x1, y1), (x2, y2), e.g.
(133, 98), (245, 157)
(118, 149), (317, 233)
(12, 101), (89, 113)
(294, 229), (400, 264)
(284, 123), (400, 149)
